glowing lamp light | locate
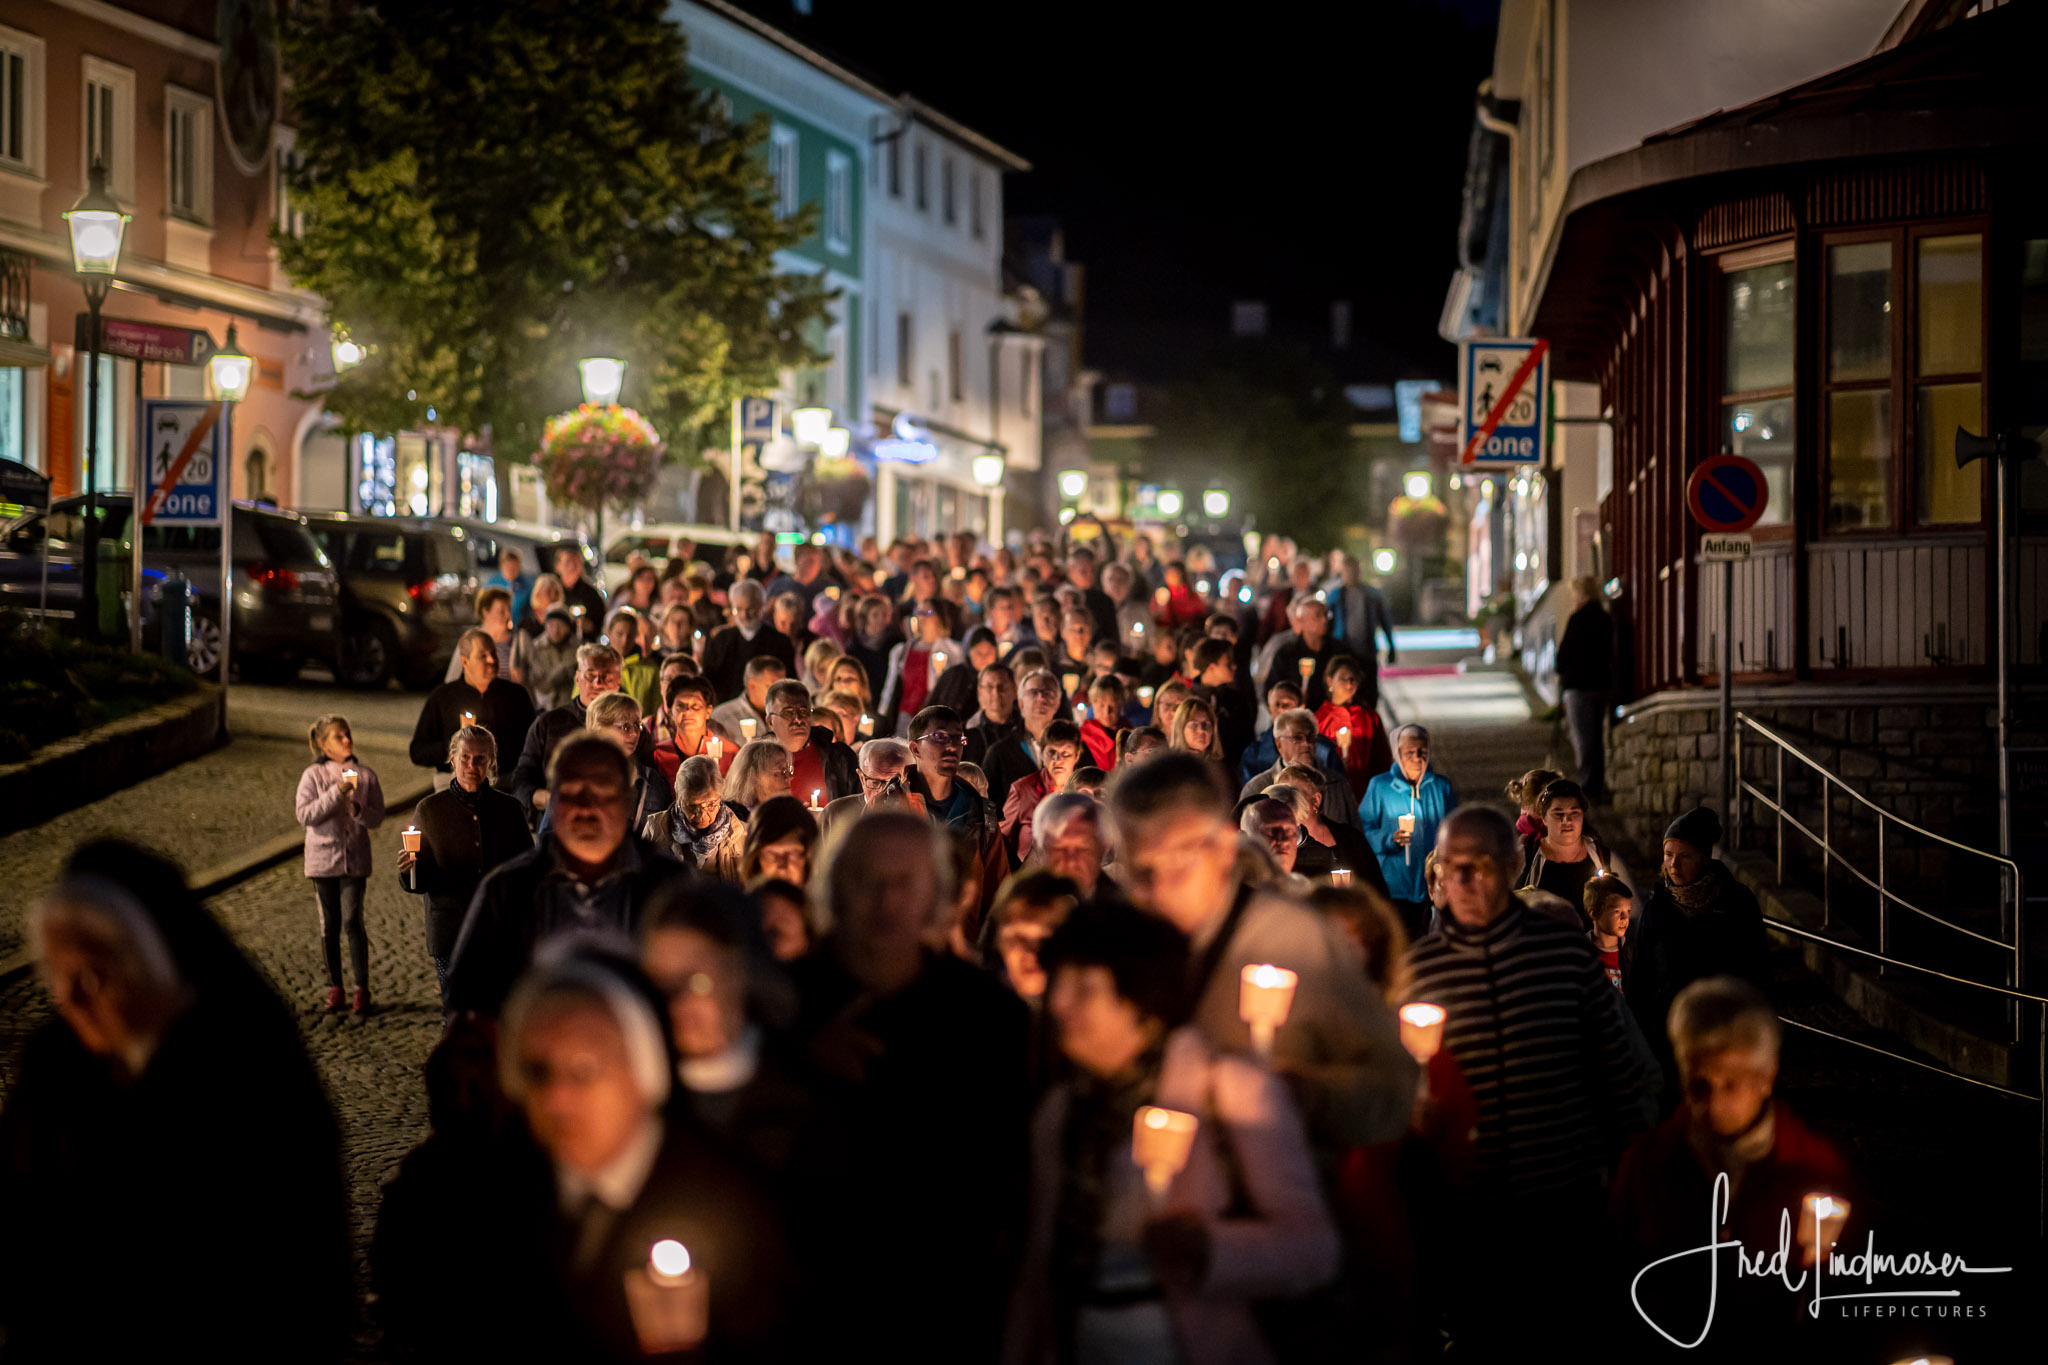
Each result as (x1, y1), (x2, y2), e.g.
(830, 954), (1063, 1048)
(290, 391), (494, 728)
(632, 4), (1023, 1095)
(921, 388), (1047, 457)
(820, 426), (852, 458)
(1058, 468), (1088, 499)
(1156, 489), (1184, 518)
(210, 325), (254, 403)
(579, 356), (626, 406)
(792, 405), (833, 448)
(1058, 507), (1076, 525)
(1403, 471), (1431, 499)
(649, 1239), (692, 1283)
(332, 335), (365, 371)
(1202, 488), (1230, 518)
(972, 453), (1005, 488)
(64, 163), (130, 274)
(1448, 472), (1462, 491)
(1371, 548), (1397, 574)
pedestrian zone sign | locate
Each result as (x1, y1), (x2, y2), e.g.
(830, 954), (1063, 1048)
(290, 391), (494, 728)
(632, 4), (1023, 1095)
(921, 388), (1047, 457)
(140, 400), (226, 527)
(1458, 337), (1550, 468)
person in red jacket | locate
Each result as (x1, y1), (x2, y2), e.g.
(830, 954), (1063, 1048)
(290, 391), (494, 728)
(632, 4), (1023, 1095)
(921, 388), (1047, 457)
(998, 720), (1084, 860)
(1151, 560), (1209, 631)
(1314, 655), (1394, 794)
(1078, 674), (1123, 770)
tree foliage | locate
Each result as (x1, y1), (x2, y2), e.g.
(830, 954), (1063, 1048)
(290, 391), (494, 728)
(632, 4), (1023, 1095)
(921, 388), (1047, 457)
(278, 0), (833, 464)
(1144, 340), (1363, 551)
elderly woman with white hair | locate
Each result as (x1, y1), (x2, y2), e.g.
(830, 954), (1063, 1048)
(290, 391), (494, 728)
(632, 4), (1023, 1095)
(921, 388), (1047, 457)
(1611, 975), (1855, 1355)
(374, 947), (790, 1359)
(1357, 722), (1456, 938)
(645, 754), (749, 882)
(2, 841), (351, 1360)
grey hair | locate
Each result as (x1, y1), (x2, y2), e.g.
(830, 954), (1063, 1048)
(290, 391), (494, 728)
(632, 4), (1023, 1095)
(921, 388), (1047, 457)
(859, 737), (911, 775)
(1239, 797), (1294, 834)
(728, 578), (766, 608)
(1669, 975), (1782, 1077)
(30, 875), (184, 1007)
(677, 754), (724, 802)
(812, 808), (956, 936)
(1259, 783), (1315, 823)
(1032, 793), (1100, 852)
(446, 724), (499, 777)
(499, 954), (671, 1108)
(1274, 706), (1319, 740)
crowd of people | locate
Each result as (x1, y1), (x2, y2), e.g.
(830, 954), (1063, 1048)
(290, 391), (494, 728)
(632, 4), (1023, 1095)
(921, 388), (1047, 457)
(2, 526), (1829, 1364)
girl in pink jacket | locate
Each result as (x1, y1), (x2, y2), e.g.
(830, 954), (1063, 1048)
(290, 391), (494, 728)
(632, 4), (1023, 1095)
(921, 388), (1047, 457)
(294, 713), (385, 1014)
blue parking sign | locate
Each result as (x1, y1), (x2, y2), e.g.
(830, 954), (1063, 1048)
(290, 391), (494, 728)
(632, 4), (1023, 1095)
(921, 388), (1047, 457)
(140, 400), (227, 527)
(1457, 338), (1550, 468)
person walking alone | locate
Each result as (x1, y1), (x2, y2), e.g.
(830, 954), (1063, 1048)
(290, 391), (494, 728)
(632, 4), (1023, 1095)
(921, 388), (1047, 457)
(1555, 576), (1614, 801)
(295, 714), (387, 1015)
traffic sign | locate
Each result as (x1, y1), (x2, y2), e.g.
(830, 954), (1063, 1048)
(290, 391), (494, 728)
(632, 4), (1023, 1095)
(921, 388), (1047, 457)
(139, 400), (227, 527)
(1686, 454), (1768, 534)
(75, 316), (219, 367)
(1458, 338), (1549, 467)
(737, 396), (777, 445)
(1699, 533), (1753, 563)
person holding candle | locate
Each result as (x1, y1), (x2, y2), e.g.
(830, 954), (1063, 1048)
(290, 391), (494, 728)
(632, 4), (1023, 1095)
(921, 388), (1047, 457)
(876, 601), (963, 739)
(296, 713), (387, 1014)
(1402, 804), (1657, 1357)
(708, 655), (786, 754)
(1261, 595), (1340, 711)
(1107, 753), (1419, 1153)
(1313, 655), (1394, 797)
(763, 679), (858, 808)
(825, 654), (876, 723)
(5, 841), (353, 1361)
(1610, 975), (1854, 1359)
(1240, 709), (1361, 833)
(1271, 765), (1386, 898)
(1004, 904), (1339, 1365)
(651, 675), (734, 784)
(412, 628), (536, 792)
(398, 725), (532, 991)
(644, 755), (750, 883)
(445, 736), (686, 1018)
(1357, 724), (1456, 939)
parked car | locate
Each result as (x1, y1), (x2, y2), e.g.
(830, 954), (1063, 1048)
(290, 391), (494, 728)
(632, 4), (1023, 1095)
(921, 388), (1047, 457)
(601, 522), (752, 591)
(443, 516), (597, 596)
(300, 513), (480, 690)
(0, 495), (339, 680)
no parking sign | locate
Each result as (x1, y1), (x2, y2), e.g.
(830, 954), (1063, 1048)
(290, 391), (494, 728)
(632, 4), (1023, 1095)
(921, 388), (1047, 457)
(1687, 454), (1768, 559)
(139, 400), (226, 527)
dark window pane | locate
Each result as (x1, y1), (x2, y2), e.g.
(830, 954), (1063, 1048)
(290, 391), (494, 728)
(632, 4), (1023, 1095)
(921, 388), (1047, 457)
(1828, 241), (1892, 382)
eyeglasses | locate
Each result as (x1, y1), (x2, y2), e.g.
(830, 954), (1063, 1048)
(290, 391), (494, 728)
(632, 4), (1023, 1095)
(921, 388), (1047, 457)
(917, 731), (965, 749)
(769, 709), (811, 724)
(858, 771), (898, 789)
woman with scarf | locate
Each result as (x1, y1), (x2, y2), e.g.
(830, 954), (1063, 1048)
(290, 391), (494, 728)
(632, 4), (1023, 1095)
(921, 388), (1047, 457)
(644, 755), (748, 882)
(1003, 905), (1337, 1365)
(1626, 806), (1768, 1097)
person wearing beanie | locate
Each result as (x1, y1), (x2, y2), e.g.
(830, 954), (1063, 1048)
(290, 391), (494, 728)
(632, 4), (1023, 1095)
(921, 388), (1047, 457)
(1626, 805), (1768, 1099)
(512, 602), (582, 711)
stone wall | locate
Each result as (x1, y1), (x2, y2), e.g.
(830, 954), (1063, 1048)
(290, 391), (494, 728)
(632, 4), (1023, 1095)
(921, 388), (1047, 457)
(0, 686), (224, 834)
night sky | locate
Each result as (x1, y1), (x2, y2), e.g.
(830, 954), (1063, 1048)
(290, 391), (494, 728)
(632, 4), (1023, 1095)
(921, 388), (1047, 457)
(729, 0), (1501, 384)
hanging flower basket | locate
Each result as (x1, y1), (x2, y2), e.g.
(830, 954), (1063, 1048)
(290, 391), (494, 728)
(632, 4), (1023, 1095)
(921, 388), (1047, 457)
(533, 403), (666, 519)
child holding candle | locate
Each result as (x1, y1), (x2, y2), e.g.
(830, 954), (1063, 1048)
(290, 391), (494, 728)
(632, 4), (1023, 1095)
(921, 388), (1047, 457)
(295, 713), (386, 1014)
(1007, 905), (1339, 1365)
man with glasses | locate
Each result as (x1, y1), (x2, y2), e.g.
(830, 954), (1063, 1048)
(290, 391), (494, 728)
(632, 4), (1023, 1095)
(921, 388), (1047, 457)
(510, 643), (654, 822)
(764, 678), (858, 808)
(905, 706), (1012, 927)
(1240, 707), (1360, 830)
(998, 719), (1083, 861)
(980, 668), (1069, 812)
(819, 737), (914, 838)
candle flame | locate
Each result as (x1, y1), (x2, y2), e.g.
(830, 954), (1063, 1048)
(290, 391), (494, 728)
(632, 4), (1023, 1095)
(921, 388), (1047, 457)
(1144, 1108), (1169, 1130)
(649, 1239), (691, 1278)
(1399, 1002), (1446, 1028)
(1246, 964), (1295, 991)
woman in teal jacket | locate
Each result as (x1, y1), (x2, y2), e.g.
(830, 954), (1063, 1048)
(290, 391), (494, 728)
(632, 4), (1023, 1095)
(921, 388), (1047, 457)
(1358, 723), (1456, 937)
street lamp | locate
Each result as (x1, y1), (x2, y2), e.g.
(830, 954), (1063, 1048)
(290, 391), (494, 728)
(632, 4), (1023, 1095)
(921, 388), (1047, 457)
(820, 426), (851, 459)
(1403, 471), (1431, 499)
(1058, 468), (1088, 500)
(792, 405), (832, 448)
(332, 332), (364, 371)
(65, 161), (129, 644)
(1372, 548), (1398, 574)
(578, 356), (625, 406)
(210, 324), (253, 402)
(1202, 488), (1230, 518)
(972, 453), (1005, 488)
(1156, 488), (1184, 518)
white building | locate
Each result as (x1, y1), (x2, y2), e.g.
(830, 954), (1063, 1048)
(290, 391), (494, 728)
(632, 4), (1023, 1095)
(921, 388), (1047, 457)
(866, 99), (1040, 546)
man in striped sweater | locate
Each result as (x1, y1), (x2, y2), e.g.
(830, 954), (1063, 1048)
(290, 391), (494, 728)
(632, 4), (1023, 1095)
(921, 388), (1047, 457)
(1405, 803), (1657, 1355)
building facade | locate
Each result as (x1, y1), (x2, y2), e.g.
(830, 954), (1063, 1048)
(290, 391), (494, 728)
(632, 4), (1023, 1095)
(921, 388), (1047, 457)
(0, 0), (328, 508)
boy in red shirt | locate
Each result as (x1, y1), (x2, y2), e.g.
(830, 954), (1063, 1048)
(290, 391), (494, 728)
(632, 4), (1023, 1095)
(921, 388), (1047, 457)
(1584, 874), (1634, 994)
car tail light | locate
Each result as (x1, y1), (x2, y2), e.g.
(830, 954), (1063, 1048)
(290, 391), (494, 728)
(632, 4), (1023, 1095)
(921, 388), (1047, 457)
(409, 573), (462, 602)
(250, 563), (301, 590)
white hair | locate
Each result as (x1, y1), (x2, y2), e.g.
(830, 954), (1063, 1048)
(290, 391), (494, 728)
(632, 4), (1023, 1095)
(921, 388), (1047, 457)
(1033, 793), (1100, 852)
(859, 737), (912, 775)
(499, 954), (671, 1107)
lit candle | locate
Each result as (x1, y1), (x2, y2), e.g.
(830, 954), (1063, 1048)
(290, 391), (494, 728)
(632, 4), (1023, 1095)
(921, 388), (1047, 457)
(1238, 963), (1299, 1058)
(933, 652), (948, 672)
(1062, 672), (1081, 695)
(1398, 810), (1417, 869)
(1154, 587), (1170, 607)
(1801, 1193), (1851, 1267)
(401, 826), (422, 853)
(1398, 1002), (1445, 1063)
(460, 710), (475, 728)
(1336, 725), (1351, 754)
(810, 788), (824, 811)
(1297, 657), (1315, 682)
(1133, 622), (1145, 637)
(951, 565), (966, 579)
(626, 1239), (709, 1353)
(341, 768), (357, 785)
(1077, 702), (1091, 722)
(739, 718), (757, 741)
(1138, 685), (1155, 707)
(1132, 1106), (1199, 1200)
(571, 605), (585, 618)
(706, 734), (723, 761)
(825, 585), (841, 600)
(1330, 867), (1351, 887)
(859, 713), (873, 737)
(998, 641), (1014, 658)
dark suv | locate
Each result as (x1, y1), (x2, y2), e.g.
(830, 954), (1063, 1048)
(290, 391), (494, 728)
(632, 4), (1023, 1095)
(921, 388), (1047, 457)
(302, 514), (480, 690)
(0, 495), (340, 679)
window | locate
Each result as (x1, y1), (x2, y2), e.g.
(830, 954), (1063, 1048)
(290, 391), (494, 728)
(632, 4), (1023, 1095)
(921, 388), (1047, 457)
(1821, 227), (1986, 533)
(1105, 383), (1136, 421)
(941, 156), (955, 226)
(887, 129), (901, 198)
(768, 125), (798, 219)
(82, 58), (134, 203)
(165, 85), (213, 223)
(913, 141), (927, 212)
(274, 126), (303, 237)
(896, 312), (913, 387)
(824, 150), (851, 254)
(1717, 251), (1795, 530)
(948, 328), (962, 403)
(0, 26), (45, 175)
(970, 169), (984, 240)
(0, 368), (23, 469)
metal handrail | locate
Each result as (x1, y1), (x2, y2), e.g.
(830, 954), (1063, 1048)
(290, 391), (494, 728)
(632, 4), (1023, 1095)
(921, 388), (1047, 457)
(1732, 711), (2025, 993)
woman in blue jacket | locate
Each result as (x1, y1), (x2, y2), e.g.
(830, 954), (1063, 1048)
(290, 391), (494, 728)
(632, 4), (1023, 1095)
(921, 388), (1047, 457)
(1358, 723), (1456, 938)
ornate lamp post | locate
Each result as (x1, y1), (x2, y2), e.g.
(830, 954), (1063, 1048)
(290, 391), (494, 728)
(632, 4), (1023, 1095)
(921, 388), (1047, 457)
(64, 162), (129, 643)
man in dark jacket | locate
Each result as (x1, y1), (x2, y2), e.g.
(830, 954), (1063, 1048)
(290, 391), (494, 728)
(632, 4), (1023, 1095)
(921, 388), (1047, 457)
(400, 726), (533, 988)
(509, 644), (658, 821)
(411, 628), (535, 790)
(1064, 545), (1120, 644)
(701, 579), (795, 701)
(765, 678), (859, 805)
(980, 667), (1067, 813)
(962, 660), (1021, 769)
(446, 736), (685, 1017)
(1263, 594), (1341, 710)
(1554, 576), (1615, 799)
(551, 542), (607, 638)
